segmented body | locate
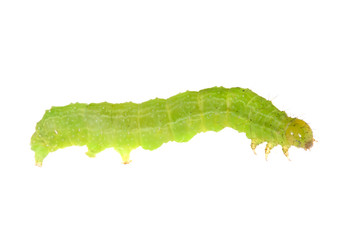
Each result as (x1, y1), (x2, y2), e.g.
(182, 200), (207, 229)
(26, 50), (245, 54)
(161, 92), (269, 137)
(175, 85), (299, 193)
(31, 87), (314, 166)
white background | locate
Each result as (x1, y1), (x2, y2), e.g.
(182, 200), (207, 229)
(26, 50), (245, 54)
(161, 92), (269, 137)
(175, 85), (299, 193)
(1, 1), (353, 239)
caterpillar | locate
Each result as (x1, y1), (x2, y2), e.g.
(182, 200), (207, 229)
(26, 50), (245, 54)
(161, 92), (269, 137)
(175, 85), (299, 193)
(31, 87), (314, 167)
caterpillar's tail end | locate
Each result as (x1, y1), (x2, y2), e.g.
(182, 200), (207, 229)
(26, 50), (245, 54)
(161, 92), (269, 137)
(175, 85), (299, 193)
(31, 131), (49, 167)
(35, 150), (49, 167)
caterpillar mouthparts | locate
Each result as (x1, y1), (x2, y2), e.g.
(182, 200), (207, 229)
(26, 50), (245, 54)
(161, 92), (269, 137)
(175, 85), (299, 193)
(31, 87), (314, 166)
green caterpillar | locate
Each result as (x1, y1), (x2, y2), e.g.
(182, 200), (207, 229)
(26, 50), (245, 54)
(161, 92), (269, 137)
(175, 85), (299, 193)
(31, 87), (314, 167)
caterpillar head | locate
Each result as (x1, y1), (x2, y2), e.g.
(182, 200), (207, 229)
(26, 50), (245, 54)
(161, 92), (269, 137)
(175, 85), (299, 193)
(285, 118), (314, 150)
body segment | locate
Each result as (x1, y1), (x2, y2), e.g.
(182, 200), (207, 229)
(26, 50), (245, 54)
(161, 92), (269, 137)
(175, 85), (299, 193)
(31, 87), (314, 166)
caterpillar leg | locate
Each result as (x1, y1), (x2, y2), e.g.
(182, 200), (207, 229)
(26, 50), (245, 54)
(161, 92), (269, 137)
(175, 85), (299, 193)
(282, 146), (291, 161)
(121, 153), (132, 164)
(86, 150), (97, 158)
(33, 146), (49, 167)
(265, 143), (275, 160)
(251, 139), (263, 155)
(86, 144), (104, 158)
(34, 151), (49, 167)
(114, 148), (132, 164)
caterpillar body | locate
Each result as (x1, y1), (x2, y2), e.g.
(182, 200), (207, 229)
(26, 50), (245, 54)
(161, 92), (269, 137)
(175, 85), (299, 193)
(31, 87), (314, 167)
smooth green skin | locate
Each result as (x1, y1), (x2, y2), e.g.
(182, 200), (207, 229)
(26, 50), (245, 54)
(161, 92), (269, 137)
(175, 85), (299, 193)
(31, 87), (314, 166)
